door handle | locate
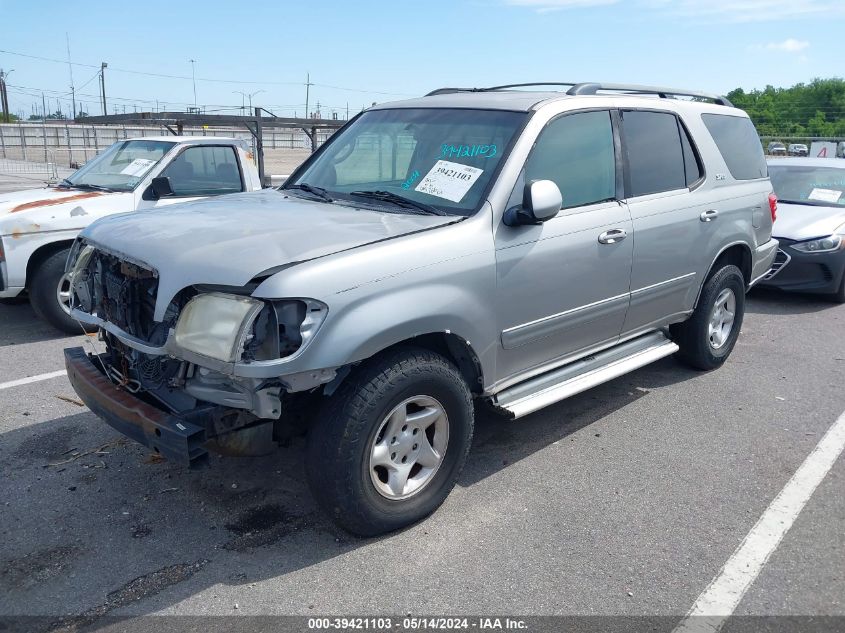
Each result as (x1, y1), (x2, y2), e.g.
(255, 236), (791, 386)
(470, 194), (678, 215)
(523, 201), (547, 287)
(598, 229), (627, 244)
(700, 209), (719, 222)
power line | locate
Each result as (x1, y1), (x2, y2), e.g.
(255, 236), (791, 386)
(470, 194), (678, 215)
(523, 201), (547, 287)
(6, 84), (356, 117)
(0, 47), (415, 96)
(6, 80), (358, 110)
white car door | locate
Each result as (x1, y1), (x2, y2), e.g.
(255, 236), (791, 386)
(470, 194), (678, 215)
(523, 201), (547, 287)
(135, 144), (246, 210)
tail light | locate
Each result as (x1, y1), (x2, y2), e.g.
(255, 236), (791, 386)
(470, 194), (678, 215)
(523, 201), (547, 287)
(768, 193), (778, 223)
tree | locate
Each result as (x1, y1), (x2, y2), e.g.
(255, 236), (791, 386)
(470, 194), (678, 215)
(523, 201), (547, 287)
(728, 78), (845, 140)
(26, 110), (67, 121)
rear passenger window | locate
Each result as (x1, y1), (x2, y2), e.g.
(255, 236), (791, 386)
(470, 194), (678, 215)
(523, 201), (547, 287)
(680, 121), (703, 186)
(701, 114), (767, 180)
(622, 110), (686, 197)
(525, 110), (616, 210)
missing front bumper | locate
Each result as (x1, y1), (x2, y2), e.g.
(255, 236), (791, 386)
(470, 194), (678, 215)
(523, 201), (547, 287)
(64, 347), (211, 467)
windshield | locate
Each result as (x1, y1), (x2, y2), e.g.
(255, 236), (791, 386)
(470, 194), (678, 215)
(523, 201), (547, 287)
(286, 108), (527, 215)
(63, 140), (176, 192)
(769, 165), (845, 207)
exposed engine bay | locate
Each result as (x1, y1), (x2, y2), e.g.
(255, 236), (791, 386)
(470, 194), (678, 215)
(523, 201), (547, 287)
(68, 244), (336, 425)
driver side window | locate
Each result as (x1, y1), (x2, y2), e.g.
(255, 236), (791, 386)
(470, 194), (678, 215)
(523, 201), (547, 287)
(160, 145), (244, 197)
(526, 110), (616, 210)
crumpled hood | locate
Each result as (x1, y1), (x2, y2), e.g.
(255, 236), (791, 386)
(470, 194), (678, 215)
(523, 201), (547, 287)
(773, 202), (845, 241)
(80, 188), (457, 320)
(0, 186), (131, 236)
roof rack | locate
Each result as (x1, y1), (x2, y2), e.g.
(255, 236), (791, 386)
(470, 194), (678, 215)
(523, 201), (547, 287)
(425, 82), (733, 106)
(566, 83), (733, 106)
(425, 88), (477, 96)
(425, 83), (578, 96)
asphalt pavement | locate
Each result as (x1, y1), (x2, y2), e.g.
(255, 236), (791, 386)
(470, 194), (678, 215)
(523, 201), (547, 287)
(0, 288), (843, 631)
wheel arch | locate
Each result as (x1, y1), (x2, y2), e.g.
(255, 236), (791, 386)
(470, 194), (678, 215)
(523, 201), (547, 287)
(330, 331), (486, 397)
(694, 242), (752, 309)
(395, 332), (484, 395)
(25, 239), (75, 290)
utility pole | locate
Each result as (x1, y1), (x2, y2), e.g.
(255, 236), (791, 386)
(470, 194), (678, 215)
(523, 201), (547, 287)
(234, 90), (264, 114)
(41, 92), (47, 122)
(305, 72), (313, 119)
(189, 59), (197, 106)
(99, 62), (108, 115)
(0, 69), (12, 123)
(66, 33), (77, 120)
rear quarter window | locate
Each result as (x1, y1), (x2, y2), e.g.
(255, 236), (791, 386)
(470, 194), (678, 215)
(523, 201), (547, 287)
(701, 114), (767, 181)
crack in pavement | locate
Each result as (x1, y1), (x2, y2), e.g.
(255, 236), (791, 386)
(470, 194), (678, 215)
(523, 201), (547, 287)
(49, 559), (208, 633)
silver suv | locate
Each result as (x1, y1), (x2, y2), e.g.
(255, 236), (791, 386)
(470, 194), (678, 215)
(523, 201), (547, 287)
(64, 83), (779, 535)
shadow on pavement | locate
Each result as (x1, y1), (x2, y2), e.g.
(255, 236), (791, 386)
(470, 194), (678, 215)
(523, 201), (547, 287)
(0, 354), (698, 629)
(0, 300), (69, 347)
(746, 287), (840, 315)
(464, 356), (699, 485)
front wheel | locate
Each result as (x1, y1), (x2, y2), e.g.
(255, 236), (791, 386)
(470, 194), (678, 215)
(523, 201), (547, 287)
(306, 347), (474, 536)
(29, 247), (96, 335)
(671, 264), (746, 371)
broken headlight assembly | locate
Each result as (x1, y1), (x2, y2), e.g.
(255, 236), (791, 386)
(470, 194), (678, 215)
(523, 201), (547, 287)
(174, 293), (329, 364)
(174, 292), (265, 362)
(245, 298), (329, 361)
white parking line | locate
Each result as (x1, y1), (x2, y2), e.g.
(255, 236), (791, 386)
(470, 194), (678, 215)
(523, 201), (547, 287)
(674, 409), (845, 633)
(0, 369), (67, 391)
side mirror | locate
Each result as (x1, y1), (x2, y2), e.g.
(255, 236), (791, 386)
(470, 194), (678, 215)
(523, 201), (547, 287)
(143, 176), (174, 201)
(503, 180), (562, 227)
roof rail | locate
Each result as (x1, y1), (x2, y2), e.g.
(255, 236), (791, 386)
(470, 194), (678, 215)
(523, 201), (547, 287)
(425, 88), (477, 96)
(566, 83), (733, 106)
(425, 83), (578, 96)
(424, 82), (733, 107)
(482, 82), (579, 91)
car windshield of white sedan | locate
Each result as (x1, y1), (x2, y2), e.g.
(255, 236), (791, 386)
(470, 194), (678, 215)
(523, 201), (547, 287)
(62, 140), (176, 192)
(287, 108), (527, 216)
(769, 165), (845, 207)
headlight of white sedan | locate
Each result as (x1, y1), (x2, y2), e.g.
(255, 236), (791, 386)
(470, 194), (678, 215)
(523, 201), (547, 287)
(174, 292), (264, 362)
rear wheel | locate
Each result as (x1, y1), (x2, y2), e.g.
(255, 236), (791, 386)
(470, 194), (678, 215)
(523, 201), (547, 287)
(29, 247), (95, 335)
(671, 264), (745, 371)
(305, 347), (474, 536)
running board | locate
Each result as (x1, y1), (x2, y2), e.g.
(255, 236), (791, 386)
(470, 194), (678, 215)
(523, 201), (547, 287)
(494, 331), (679, 419)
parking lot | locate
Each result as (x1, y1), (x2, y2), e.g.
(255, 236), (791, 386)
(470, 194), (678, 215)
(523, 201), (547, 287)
(1, 287), (843, 630)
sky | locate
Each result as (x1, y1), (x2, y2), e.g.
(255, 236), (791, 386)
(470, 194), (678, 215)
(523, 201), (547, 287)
(1, 0), (843, 120)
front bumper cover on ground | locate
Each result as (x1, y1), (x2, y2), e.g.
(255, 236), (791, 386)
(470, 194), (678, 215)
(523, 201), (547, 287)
(64, 347), (210, 467)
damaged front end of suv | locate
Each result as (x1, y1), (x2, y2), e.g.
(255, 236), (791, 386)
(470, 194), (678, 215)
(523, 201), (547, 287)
(64, 241), (333, 466)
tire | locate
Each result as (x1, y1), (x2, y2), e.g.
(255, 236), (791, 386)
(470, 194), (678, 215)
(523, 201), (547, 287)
(671, 264), (745, 371)
(28, 247), (95, 335)
(306, 346), (474, 536)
